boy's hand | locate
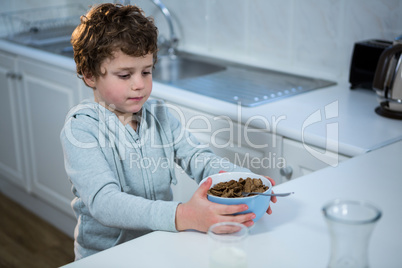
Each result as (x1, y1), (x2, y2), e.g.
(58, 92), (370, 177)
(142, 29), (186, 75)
(265, 176), (277, 214)
(175, 177), (256, 232)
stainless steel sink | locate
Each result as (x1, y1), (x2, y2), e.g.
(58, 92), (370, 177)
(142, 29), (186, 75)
(32, 39), (74, 58)
(6, 25), (76, 57)
(153, 55), (226, 82)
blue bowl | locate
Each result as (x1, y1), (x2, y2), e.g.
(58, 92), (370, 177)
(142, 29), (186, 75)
(199, 172), (272, 222)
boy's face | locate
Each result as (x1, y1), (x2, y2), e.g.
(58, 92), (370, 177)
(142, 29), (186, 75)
(85, 50), (153, 123)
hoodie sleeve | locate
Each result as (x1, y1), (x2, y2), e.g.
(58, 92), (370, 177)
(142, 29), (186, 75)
(60, 114), (179, 232)
(165, 108), (250, 184)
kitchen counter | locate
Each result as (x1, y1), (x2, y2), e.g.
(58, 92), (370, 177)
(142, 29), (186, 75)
(61, 139), (402, 268)
(153, 80), (402, 157)
(1, 39), (400, 157)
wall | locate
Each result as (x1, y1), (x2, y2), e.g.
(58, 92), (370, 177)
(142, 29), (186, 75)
(2, 0), (401, 81)
(161, 0), (402, 81)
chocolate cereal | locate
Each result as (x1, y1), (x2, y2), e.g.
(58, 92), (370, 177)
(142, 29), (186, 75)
(207, 177), (269, 198)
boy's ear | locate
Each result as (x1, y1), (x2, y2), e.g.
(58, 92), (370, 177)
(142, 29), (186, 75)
(83, 72), (96, 88)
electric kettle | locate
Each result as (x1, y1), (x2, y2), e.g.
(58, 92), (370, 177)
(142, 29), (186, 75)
(373, 35), (402, 119)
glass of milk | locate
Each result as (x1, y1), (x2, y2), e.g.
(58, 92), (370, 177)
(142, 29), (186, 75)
(208, 222), (248, 268)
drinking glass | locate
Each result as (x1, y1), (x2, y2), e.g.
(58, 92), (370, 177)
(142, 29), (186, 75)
(322, 199), (382, 268)
(208, 222), (248, 268)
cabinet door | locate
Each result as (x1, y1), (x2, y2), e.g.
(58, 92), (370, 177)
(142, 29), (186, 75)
(18, 58), (79, 216)
(281, 138), (350, 181)
(0, 52), (29, 189)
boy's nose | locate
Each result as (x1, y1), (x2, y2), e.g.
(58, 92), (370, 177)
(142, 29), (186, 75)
(131, 75), (145, 90)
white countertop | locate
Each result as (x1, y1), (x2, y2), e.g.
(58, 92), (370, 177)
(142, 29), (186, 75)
(152, 81), (402, 157)
(1, 39), (401, 157)
(61, 140), (402, 268)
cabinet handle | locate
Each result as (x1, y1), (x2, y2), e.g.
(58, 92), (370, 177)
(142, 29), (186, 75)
(6, 72), (22, 80)
(280, 166), (293, 180)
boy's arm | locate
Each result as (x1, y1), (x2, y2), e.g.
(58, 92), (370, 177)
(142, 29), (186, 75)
(167, 111), (250, 183)
(60, 116), (179, 232)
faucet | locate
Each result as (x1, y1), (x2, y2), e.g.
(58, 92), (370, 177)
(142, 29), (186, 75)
(117, 0), (179, 56)
(150, 0), (179, 55)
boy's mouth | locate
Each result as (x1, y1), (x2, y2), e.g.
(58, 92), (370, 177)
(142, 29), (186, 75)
(128, 97), (143, 101)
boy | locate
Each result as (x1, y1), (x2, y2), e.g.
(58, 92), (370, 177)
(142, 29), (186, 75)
(60, 3), (276, 260)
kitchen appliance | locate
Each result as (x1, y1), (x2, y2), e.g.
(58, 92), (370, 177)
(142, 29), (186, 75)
(373, 35), (402, 120)
(349, 39), (392, 89)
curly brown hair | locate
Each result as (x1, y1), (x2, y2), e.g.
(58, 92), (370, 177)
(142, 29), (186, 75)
(71, 3), (158, 86)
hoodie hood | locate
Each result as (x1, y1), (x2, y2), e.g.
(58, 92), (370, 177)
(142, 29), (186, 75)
(64, 99), (177, 185)
(65, 98), (101, 122)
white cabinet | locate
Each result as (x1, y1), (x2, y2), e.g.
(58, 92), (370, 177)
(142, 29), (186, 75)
(280, 138), (350, 181)
(0, 50), (82, 218)
(164, 102), (282, 202)
(17, 57), (80, 216)
(0, 52), (29, 190)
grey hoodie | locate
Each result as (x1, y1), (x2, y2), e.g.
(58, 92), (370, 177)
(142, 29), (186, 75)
(60, 99), (249, 260)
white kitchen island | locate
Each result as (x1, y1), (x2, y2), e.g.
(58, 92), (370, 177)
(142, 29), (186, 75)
(61, 139), (402, 268)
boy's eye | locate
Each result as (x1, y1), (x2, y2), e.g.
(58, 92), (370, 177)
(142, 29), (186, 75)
(143, 71), (152, 76)
(118, 74), (130, 79)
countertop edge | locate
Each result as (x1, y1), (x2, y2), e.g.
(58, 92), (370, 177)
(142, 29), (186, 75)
(0, 39), (76, 71)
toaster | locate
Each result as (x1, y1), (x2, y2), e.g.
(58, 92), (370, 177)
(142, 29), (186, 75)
(349, 39), (392, 89)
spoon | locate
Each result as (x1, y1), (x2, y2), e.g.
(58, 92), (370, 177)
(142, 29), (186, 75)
(242, 191), (294, 197)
